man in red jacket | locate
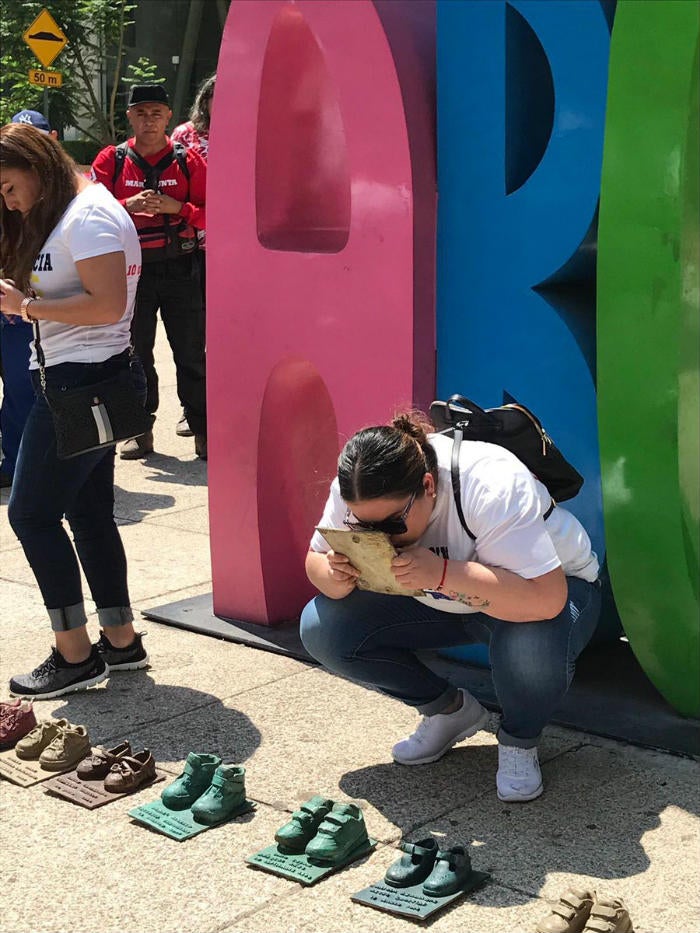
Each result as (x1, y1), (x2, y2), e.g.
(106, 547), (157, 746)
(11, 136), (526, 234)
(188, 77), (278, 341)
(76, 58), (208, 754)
(91, 84), (207, 460)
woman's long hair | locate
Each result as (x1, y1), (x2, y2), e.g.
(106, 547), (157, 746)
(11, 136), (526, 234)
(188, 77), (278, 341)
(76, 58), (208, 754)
(0, 123), (79, 292)
(189, 74), (216, 135)
(338, 410), (438, 503)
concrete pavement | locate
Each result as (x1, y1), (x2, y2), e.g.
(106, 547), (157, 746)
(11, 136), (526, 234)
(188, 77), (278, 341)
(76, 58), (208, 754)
(1, 322), (699, 933)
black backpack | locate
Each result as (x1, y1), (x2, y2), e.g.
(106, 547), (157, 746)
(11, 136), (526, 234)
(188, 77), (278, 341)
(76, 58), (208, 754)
(112, 141), (197, 260)
(429, 394), (584, 540)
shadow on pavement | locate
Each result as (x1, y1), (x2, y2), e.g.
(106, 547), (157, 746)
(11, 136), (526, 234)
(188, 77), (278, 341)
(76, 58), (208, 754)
(113, 486), (177, 521)
(339, 744), (700, 904)
(52, 676), (262, 767)
(139, 453), (208, 487)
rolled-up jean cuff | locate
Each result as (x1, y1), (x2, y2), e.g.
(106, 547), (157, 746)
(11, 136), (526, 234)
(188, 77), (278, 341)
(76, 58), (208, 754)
(417, 684), (460, 716)
(497, 726), (540, 750)
(98, 606), (134, 627)
(48, 603), (88, 633)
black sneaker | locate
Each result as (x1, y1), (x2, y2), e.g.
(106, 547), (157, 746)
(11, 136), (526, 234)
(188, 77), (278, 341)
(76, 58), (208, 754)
(9, 646), (109, 700)
(96, 630), (149, 671)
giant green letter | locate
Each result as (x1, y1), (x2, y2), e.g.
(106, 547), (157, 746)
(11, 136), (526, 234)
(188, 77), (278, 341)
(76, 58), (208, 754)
(598, 0), (699, 715)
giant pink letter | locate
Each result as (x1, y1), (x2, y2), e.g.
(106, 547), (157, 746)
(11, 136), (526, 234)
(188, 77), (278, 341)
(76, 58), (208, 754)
(207, 0), (436, 623)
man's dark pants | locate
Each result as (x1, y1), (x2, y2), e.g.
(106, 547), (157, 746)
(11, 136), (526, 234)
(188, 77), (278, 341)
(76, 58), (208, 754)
(131, 253), (207, 436)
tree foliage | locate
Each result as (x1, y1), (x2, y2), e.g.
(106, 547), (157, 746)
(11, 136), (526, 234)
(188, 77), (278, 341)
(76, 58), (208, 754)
(0, 0), (161, 144)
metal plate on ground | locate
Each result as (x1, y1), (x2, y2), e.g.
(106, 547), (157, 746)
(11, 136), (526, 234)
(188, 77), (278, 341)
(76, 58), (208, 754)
(0, 749), (85, 787)
(129, 797), (256, 840)
(351, 871), (490, 920)
(247, 838), (377, 886)
(144, 592), (312, 662)
(43, 768), (166, 808)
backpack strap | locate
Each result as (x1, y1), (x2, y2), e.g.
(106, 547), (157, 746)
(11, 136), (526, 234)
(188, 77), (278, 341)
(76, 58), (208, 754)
(451, 427), (476, 540)
(171, 141), (190, 182)
(450, 429), (556, 542)
(124, 146), (175, 192)
(111, 141), (129, 188)
(112, 140), (190, 190)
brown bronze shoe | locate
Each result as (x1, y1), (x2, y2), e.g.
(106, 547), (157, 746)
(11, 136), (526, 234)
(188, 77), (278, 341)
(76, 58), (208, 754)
(537, 889), (595, 933)
(76, 740), (132, 780)
(103, 749), (156, 793)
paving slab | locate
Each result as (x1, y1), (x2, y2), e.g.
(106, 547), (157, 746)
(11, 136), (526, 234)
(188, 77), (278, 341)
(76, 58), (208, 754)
(414, 743), (700, 933)
(114, 461), (207, 522)
(19, 628), (307, 750)
(145, 503), (211, 535)
(227, 836), (548, 933)
(2, 322), (699, 933)
(0, 784), (301, 933)
(116, 666), (580, 845)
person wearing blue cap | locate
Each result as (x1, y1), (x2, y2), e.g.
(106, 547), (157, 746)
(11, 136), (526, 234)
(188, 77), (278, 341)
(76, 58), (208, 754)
(0, 111), (59, 488)
(9, 110), (58, 138)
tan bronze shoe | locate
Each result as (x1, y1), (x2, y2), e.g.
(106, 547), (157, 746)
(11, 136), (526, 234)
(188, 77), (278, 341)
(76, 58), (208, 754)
(583, 896), (634, 933)
(536, 888), (595, 933)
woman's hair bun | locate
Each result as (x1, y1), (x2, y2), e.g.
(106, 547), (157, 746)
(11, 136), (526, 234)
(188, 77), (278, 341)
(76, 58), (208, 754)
(391, 409), (434, 441)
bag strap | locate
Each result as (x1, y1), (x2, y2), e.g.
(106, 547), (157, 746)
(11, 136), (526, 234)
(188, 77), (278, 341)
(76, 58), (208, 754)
(450, 428), (556, 542)
(32, 319), (47, 396)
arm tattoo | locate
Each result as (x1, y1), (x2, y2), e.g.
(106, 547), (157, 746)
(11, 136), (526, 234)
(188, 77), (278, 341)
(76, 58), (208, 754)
(446, 589), (491, 609)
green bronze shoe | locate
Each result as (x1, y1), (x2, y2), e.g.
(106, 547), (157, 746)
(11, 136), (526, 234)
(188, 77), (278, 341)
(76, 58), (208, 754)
(191, 764), (246, 825)
(274, 795), (335, 852)
(304, 802), (369, 865)
(422, 846), (473, 897)
(384, 837), (439, 888)
(161, 752), (221, 810)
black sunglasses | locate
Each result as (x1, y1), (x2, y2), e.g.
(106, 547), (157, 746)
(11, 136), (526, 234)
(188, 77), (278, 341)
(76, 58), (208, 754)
(343, 488), (419, 536)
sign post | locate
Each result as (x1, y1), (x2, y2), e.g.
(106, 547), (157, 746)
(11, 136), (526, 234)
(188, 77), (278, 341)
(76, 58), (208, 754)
(22, 8), (68, 116)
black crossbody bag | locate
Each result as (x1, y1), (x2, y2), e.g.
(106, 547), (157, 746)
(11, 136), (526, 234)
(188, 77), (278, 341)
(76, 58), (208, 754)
(34, 321), (153, 460)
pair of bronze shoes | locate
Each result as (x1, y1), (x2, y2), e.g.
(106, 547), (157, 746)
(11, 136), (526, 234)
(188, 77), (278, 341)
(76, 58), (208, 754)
(384, 837), (474, 896)
(536, 888), (634, 933)
(76, 740), (156, 793)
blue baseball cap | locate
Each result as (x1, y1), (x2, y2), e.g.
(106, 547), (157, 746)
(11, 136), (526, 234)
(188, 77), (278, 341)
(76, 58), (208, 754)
(11, 110), (51, 133)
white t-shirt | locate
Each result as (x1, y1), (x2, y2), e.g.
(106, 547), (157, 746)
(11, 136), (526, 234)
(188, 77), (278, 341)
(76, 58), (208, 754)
(28, 182), (141, 368)
(309, 432), (599, 615)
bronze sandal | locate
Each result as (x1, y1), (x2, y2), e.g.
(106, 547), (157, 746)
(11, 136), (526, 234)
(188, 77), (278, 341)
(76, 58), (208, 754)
(76, 740), (131, 780)
(103, 749), (156, 793)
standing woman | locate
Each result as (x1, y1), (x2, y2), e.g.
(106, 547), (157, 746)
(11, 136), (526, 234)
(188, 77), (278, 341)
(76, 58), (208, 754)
(171, 74), (215, 163)
(171, 74), (214, 439)
(0, 123), (148, 698)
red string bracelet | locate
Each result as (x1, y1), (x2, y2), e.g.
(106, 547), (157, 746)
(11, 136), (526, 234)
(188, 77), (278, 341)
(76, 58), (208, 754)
(436, 557), (448, 591)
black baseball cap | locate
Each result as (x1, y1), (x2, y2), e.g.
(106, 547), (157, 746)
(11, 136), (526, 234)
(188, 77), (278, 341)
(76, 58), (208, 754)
(127, 85), (170, 107)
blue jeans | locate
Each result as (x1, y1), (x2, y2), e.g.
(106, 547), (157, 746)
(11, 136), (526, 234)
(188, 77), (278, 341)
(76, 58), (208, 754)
(300, 576), (601, 748)
(7, 354), (137, 633)
(0, 317), (34, 477)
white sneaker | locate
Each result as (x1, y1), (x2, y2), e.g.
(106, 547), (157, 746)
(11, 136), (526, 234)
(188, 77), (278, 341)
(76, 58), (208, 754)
(496, 744), (543, 801)
(391, 689), (489, 765)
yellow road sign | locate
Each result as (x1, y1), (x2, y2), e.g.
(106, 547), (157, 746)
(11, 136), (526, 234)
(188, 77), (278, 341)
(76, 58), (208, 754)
(23, 9), (68, 69)
(28, 68), (63, 88)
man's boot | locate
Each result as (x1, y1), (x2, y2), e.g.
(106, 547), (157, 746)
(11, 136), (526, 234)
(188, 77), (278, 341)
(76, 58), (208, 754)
(119, 430), (154, 460)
